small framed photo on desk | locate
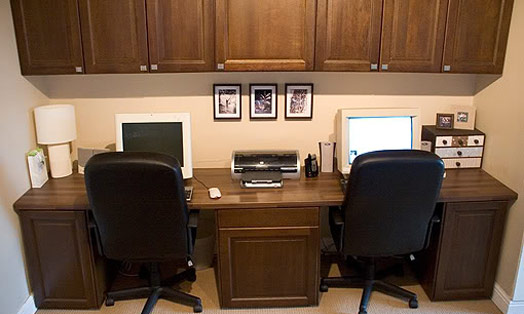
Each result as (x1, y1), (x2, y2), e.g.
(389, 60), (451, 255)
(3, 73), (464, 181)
(436, 113), (454, 129)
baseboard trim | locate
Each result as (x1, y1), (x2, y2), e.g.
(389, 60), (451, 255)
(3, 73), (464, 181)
(17, 294), (36, 314)
(493, 283), (524, 314)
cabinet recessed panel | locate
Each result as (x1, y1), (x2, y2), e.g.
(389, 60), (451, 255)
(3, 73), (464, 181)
(443, 0), (514, 73)
(11, 0), (83, 74)
(79, 0), (149, 73)
(315, 0), (382, 71)
(147, 0), (214, 72)
(380, 0), (448, 72)
(216, 0), (316, 71)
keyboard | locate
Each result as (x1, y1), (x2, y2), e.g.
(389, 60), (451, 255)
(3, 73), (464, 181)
(185, 186), (193, 202)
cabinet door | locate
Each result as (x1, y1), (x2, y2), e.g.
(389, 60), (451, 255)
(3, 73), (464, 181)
(443, 0), (514, 74)
(315, 0), (382, 71)
(19, 211), (102, 309)
(10, 0), (84, 75)
(216, 0), (317, 71)
(78, 0), (149, 73)
(380, 0), (448, 72)
(218, 227), (319, 308)
(433, 201), (507, 300)
(147, 0), (214, 72)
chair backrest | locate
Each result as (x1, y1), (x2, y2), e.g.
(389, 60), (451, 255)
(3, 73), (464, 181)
(84, 152), (190, 262)
(342, 150), (444, 257)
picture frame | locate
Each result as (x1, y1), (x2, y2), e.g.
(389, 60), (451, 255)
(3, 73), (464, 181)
(452, 105), (476, 130)
(214, 84), (242, 120)
(436, 113), (454, 129)
(250, 84), (278, 119)
(285, 84), (314, 119)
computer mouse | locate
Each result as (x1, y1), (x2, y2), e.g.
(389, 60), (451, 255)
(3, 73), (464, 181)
(208, 187), (222, 199)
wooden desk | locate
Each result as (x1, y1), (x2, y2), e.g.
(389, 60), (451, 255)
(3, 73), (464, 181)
(14, 169), (517, 309)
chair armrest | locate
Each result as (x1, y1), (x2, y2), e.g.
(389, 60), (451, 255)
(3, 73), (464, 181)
(328, 206), (345, 253)
(331, 208), (344, 226)
(424, 215), (441, 249)
(188, 209), (199, 228)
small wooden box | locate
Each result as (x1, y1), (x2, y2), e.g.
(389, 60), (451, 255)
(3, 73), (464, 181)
(422, 126), (485, 169)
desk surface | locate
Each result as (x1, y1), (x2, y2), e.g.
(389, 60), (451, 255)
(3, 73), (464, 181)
(13, 168), (517, 212)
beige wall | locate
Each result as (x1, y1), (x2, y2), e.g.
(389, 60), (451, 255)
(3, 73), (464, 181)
(474, 0), (524, 299)
(0, 1), (49, 313)
(47, 73), (475, 167)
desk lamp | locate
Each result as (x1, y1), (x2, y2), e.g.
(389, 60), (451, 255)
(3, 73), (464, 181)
(34, 104), (77, 178)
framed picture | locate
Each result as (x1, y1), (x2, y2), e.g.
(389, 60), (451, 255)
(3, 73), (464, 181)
(250, 84), (278, 119)
(452, 105), (476, 130)
(214, 84), (242, 120)
(285, 84), (314, 119)
(436, 113), (454, 129)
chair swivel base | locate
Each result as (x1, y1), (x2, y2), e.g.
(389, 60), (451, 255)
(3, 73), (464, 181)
(320, 276), (418, 314)
(106, 263), (202, 314)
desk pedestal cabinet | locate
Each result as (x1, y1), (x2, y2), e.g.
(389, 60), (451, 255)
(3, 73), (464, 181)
(217, 207), (320, 308)
(19, 211), (107, 309)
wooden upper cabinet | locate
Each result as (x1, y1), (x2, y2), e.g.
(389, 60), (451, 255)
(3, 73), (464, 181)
(443, 0), (514, 74)
(78, 0), (149, 74)
(215, 0), (317, 71)
(380, 0), (448, 72)
(10, 0), (84, 75)
(146, 0), (215, 72)
(315, 0), (382, 72)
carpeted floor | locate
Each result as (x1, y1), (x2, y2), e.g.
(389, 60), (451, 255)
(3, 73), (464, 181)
(37, 265), (502, 314)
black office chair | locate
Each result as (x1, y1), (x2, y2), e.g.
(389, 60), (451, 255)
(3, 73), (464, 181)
(84, 152), (202, 313)
(320, 150), (444, 314)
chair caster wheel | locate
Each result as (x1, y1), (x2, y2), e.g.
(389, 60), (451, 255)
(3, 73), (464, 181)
(193, 304), (203, 313)
(187, 270), (197, 282)
(105, 298), (115, 307)
(409, 298), (419, 309)
(319, 284), (329, 292)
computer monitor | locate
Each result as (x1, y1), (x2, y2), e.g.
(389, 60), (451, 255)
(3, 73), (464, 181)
(336, 108), (421, 175)
(115, 113), (193, 179)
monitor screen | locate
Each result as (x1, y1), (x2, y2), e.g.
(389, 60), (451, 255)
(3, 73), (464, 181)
(348, 116), (413, 164)
(122, 122), (184, 167)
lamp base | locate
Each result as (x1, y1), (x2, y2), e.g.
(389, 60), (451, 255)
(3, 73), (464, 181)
(48, 143), (72, 178)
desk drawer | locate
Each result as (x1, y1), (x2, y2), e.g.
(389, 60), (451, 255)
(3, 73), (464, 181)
(435, 147), (483, 158)
(443, 158), (482, 169)
(217, 207), (319, 228)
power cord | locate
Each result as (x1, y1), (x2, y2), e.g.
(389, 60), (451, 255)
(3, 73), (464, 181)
(192, 175), (210, 190)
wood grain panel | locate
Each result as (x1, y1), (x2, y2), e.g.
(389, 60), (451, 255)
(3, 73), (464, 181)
(443, 0), (514, 74)
(147, 0), (214, 72)
(13, 168), (518, 212)
(79, 0), (149, 73)
(315, 0), (383, 71)
(11, 0), (84, 75)
(380, 0), (448, 72)
(218, 207), (319, 228)
(433, 201), (507, 300)
(216, 0), (317, 71)
(20, 211), (101, 309)
(218, 227), (319, 307)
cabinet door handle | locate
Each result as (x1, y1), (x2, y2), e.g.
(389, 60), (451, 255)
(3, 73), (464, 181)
(442, 140), (448, 145)
(443, 65), (451, 72)
(456, 161), (461, 167)
(457, 151), (463, 156)
(151, 64), (158, 71)
(140, 65), (148, 72)
(370, 63), (378, 71)
(75, 66), (83, 73)
(381, 64), (389, 71)
(474, 139), (480, 145)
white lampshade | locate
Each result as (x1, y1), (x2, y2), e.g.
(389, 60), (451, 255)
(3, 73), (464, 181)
(34, 104), (77, 144)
